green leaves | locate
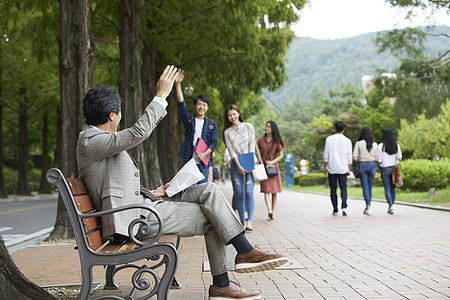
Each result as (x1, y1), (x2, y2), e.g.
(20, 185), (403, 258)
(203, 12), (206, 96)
(375, 28), (426, 58)
(398, 100), (450, 159)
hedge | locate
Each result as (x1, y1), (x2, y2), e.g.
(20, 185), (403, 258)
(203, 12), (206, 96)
(294, 173), (328, 186)
(401, 159), (450, 192)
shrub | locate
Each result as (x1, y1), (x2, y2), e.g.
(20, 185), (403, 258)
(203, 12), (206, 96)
(3, 166), (43, 195)
(294, 173), (328, 186)
(4, 167), (18, 194)
(401, 159), (450, 192)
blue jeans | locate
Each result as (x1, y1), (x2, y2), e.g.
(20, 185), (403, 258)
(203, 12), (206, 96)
(359, 161), (376, 205)
(197, 163), (210, 184)
(230, 160), (255, 224)
(328, 173), (348, 213)
(380, 166), (396, 207)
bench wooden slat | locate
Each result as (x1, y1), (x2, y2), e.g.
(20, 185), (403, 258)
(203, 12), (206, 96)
(81, 216), (99, 233)
(99, 242), (127, 253)
(158, 234), (178, 247)
(86, 230), (104, 251)
(67, 178), (88, 195)
(74, 195), (95, 212)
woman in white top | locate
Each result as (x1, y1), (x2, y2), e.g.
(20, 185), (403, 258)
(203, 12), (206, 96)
(353, 126), (378, 215)
(378, 128), (402, 214)
(223, 104), (256, 231)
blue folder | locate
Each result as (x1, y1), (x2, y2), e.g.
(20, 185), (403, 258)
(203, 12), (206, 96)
(237, 152), (255, 171)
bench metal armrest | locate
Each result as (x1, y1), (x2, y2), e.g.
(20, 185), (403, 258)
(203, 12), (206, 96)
(79, 204), (164, 247)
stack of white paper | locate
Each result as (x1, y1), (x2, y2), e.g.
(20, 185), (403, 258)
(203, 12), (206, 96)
(166, 158), (205, 197)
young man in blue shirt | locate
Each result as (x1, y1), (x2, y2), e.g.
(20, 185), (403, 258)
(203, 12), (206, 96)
(175, 69), (218, 183)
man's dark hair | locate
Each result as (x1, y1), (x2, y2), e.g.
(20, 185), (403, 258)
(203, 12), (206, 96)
(193, 95), (210, 106)
(334, 121), (346, 133)
(82, 86), (121, 126)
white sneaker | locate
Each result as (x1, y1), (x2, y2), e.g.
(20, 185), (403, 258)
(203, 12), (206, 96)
(388, 206), (394, 214)
(342, 208), (347, 216)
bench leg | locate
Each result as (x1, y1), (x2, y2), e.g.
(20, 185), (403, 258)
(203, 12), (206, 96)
(104, 265), (119, 290)
(79, 264), (94, 300)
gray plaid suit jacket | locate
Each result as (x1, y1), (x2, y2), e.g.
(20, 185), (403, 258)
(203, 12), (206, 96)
(76, 100), (167, 237)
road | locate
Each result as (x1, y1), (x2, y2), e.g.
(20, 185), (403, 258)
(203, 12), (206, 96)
(0, 197), (58, 253)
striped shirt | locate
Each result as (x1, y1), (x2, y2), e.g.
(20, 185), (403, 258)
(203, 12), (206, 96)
(224, 122), (255, 161)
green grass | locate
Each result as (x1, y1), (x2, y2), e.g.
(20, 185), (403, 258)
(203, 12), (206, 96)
(284, 181), (450, 207)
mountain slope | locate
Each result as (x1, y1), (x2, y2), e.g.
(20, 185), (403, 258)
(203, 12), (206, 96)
(264, 26), (449, 110)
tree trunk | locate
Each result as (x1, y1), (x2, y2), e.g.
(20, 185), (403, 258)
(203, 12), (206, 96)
(141, 42), (163, 188)
(118, 0), (150, 185)
(49, 0), (95, 240)
(0, 46), (6, 198)
(55, 105), (62, 170)
(155, 91), (183, 183)
(17, 92), (29, 195)
(141, 45), (183, 186)
(0, 103), (6, 198)
(39, 112), (52, 194)
(0, 236), (56, 299)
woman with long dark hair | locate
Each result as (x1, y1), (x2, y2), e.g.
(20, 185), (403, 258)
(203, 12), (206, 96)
(223, 104), (256, 231)
(353, 126), (378, 215)
(378, 128), (402, 214)
(257, 121), (284, 220)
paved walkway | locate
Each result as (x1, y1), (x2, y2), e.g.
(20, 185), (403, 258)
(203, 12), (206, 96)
(11, 183), (450, 299)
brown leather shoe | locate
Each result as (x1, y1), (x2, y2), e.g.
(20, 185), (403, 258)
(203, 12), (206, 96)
(209, 281), (261, 299)
(234, 247), (288, 273)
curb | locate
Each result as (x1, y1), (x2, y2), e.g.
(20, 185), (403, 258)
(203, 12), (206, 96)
(0, 193), (58, 204)
(288, 190), (450, 212)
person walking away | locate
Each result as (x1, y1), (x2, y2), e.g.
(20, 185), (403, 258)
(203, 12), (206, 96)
(175, 69), (218, 184)
(353, 126), (378, 215)
(257, 121), (284, 220)
(223, 104), (256, 232)
(378, 128), (402, 214)
(323, 121), (353, 216)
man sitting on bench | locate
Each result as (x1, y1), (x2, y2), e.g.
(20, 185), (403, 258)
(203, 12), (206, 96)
(76, 65), (288, 300)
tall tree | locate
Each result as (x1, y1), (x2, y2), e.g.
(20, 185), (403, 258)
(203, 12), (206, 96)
(0, 46), (6, 198)
(374, 1), (450, 127)
(39, 111), (52, 193)
(16, 88), (29, 195)
(118, 0), (152, 186)
(50, 0), (95, 239)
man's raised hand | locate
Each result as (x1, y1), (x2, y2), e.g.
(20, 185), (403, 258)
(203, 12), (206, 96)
(156, 65), (178, 99)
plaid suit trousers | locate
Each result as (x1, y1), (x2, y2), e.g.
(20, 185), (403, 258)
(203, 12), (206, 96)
(144, 182), (244, 276)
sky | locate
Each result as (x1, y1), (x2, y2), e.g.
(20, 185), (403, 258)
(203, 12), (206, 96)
(291, 0), (450, 39)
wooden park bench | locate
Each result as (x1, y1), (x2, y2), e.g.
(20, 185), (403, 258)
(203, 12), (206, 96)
(46, 168), (180, 300)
